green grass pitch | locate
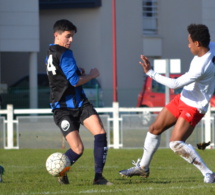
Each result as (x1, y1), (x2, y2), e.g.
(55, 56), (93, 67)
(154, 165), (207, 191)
(1, 148), (215, 195)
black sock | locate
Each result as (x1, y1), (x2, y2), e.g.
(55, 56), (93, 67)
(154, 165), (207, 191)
(94, 133), (108, 180)
(65, 148), (82, 165)
(95, 173), (102, 181)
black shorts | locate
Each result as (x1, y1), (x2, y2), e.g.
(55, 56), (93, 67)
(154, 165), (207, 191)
(53, 101), (98, 137)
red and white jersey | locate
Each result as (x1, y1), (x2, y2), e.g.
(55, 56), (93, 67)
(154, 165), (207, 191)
(147, 47), (215, 113)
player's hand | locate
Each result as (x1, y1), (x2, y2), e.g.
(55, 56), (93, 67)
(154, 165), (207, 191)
(89, 68), (100, 78)
(139, 55), (151, 73)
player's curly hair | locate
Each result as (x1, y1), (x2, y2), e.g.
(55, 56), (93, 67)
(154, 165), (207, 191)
(53, 19), (77, 33)
(187, 24), (210, 48)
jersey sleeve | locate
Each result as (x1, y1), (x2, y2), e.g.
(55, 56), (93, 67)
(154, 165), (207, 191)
(60, 50), (80, 86)
(146, 69), (196, 89)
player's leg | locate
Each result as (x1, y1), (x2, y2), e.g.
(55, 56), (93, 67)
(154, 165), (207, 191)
(119, 94), (180, 177)
(119, 107), (177, 177)
(169, 117), (215, 183)
(0, 165), (4, 183)
(53, 110), (83, 184)
(54, 109), (84, 166)
(57, 131), (84, 184)
(139, 107), (177, 169)
(65, 131), (84, 164)
(82, 105), (112, 185)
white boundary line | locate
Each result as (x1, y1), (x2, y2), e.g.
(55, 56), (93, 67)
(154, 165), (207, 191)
(15, 184), (215, 195)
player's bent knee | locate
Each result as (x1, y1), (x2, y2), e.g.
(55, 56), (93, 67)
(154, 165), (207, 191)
(72, 145), (84, 155)
(73, 148), (84, 156)
(149, 124), (163, 135)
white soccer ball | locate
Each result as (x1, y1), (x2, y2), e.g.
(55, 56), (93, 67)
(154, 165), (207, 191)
(46, 152), (70, 177)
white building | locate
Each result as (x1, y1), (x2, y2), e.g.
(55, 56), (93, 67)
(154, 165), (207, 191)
(1, 0), (215, 108)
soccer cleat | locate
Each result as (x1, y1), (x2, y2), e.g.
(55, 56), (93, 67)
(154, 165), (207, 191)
(93, 176), (113, 185)
(204, 172), (215, 183)
(0, 165), (4, 183)
(119, 158), (149, 178)
(58, 174), (70, 184)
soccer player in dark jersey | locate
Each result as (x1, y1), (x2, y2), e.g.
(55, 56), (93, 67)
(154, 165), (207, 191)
(45, 19), (112, 185)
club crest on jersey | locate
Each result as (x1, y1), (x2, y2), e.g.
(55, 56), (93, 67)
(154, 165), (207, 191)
(61, 120), (70, 131)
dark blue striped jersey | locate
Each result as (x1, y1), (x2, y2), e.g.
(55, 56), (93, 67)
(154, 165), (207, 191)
(45, 44), (87, 110)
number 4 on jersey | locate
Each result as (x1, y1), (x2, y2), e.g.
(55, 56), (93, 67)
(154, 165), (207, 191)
(47, 55), (56, 75)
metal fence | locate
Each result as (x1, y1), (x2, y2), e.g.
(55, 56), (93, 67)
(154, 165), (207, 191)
(0, 103), (215, 149)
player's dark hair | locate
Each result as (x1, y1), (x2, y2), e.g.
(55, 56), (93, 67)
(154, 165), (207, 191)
(187, 24), (210, 47)
(53, 19), (77, 33)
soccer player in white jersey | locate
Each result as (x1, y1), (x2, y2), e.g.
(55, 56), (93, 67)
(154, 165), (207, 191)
(119, 24), (215, 183)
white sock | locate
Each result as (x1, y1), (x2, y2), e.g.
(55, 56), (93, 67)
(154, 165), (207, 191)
(169, 141), (213, 176)
(140, 132), (161, 170)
